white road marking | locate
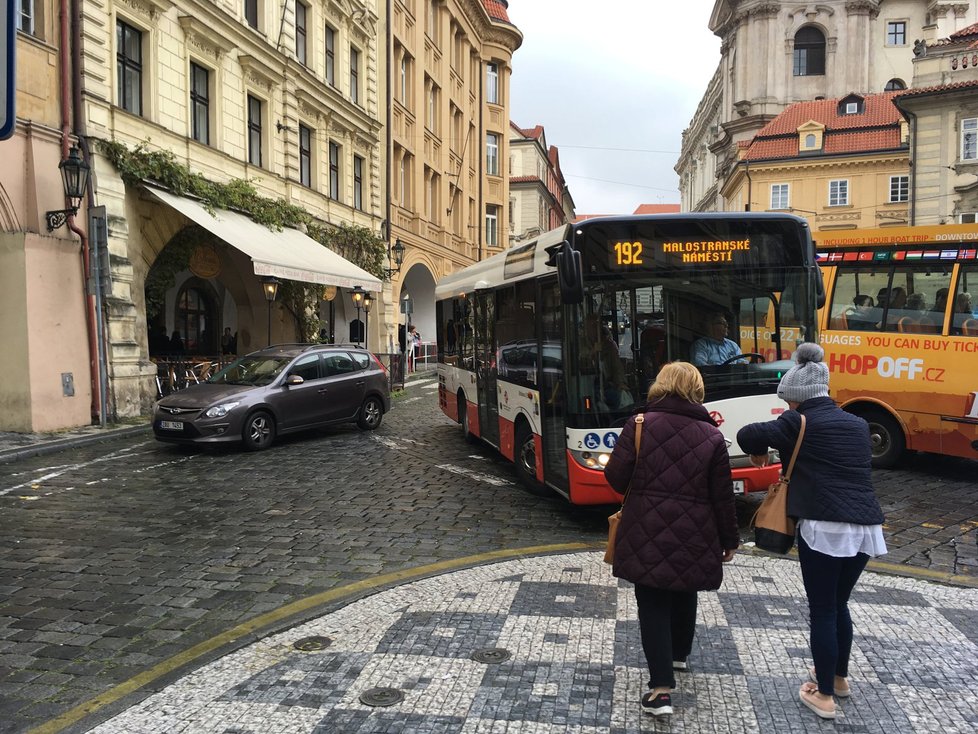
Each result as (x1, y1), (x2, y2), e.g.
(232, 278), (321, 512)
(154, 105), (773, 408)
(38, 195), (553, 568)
(423, 384), (439, 390)
(401, 397), (422, 404)
(0, 443), (155, 496)
(408, 379), (438, 388)
(434, 464), (515, 487)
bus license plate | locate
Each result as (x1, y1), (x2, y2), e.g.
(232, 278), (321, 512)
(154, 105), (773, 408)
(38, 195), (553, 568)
(159, 420), (183, 431)
(732, 480), (745, 495)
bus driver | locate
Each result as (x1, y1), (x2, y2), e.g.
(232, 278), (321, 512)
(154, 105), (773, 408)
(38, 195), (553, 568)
(691, 312), (744, 366)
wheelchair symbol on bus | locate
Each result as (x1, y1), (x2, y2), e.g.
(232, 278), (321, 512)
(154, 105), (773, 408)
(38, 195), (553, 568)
(583, 432), (601, 450)
(603, 432), (617, 449)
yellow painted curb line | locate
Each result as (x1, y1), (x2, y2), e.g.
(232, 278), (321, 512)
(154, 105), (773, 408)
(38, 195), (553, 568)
(28, 542), (593, 734)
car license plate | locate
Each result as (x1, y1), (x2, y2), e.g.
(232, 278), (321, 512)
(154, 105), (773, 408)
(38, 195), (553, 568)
(159, 420), (183, 431)
(732, 480), (745, 495)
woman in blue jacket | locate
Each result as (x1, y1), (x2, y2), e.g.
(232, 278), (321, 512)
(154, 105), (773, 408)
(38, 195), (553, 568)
(737, 343), (886, 720)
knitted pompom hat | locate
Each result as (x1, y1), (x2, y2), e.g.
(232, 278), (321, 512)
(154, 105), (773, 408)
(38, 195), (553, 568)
(776, 343), (829, 403)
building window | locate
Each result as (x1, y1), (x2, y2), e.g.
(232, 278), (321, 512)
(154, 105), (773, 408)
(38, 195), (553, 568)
(886, 21), (906, 46)
(962, 118), (978, 161)
(884, 78), (906, 91)
(770, 184), (789, 210)
(889, 175), (909, 203)
(793, 26), (825, 76)
(16, 0), (35, 34)
(486, 133), (500, 176)
(177, 287), (213, 354)
(190, 63), (209, 145)
(400, 55), (408, 101)
(426, 77), (439, 134)
(804, 133), (817, 148)
(295, 1), (308, 65)
(117, 20), (143, 115)
(328, 142), (340, 199)
(350, 46), (360, 104)
(486, 205), (499, 246)
(299, 125), (312, 187)
(353, 155), (364, 210)
(325, 25), (335, 85)
(426, 0), (437, 42)
(486, 62), (499, 104)
(828, 179), (849, 206)
(960, 213), (977, 223)
(247, 94), (263, 166)
(845, 102), (858, 114)
(244, 0), (258, 29)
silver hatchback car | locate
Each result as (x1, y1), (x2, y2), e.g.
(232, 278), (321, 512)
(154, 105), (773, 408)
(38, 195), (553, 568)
(153, 344), (391, 450)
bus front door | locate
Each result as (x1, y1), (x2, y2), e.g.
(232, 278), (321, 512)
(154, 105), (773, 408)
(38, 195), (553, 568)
(475, 291), (500, 447)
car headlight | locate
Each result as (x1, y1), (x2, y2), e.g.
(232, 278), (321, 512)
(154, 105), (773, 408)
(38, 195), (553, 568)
(204, 402), (240, 418)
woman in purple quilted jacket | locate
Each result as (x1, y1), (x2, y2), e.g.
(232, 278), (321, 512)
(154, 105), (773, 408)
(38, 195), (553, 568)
(605, 361), (739, 717)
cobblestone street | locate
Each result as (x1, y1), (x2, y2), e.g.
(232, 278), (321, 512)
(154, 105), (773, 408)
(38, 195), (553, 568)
(0, 377), (976, 733)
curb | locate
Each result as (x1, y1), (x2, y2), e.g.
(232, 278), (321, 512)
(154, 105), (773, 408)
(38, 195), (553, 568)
(0, 424), (152, 465)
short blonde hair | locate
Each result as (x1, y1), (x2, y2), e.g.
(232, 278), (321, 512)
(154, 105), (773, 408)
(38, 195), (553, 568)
(647, 361), (705, 404)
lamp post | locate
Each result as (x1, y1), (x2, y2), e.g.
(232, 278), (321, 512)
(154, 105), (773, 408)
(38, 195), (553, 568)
(351, 285), (365, 346)
(262, 276), (280, 346)
(385, 238), (406, 278)
(362, 292), (373, 351)
(46, 146), (91, 231)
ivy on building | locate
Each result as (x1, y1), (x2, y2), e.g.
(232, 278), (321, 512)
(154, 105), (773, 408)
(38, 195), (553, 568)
(97, 140), (387, 340)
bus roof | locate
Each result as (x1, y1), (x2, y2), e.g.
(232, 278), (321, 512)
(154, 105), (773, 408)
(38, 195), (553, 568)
(815, 222), (978, 248)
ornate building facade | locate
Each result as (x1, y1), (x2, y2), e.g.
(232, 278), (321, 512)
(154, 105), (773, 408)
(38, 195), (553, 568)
(508, 122), (575, 246)
(678, 0), (978, 213)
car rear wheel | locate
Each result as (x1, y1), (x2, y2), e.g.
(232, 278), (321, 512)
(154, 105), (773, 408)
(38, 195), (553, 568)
(357, 396), (384, 430)
(242, 411), (276, 451)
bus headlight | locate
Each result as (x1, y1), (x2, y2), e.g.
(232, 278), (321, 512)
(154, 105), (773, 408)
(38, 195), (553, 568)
(570, 450), (612, 470)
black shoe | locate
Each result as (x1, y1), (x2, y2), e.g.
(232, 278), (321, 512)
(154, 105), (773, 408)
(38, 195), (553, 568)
(673, 659), (689, 671)
(641, 691), (673, 716)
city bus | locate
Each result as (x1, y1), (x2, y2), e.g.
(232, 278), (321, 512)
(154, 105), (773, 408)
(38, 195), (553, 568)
(816, 223), (978, 467)
(434, 213), (824, 504)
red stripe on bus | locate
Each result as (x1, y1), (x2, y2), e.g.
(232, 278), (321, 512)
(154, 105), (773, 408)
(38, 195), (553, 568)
(565, 453), (622, 505)
(499, 417), (515, 462)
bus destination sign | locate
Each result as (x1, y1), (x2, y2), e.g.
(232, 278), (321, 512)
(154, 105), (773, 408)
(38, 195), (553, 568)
(611, 238), (753, 268)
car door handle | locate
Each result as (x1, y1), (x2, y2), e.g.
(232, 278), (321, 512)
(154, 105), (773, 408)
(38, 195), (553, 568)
(356, 380), (365, 386)
(318, 387), (329, 394)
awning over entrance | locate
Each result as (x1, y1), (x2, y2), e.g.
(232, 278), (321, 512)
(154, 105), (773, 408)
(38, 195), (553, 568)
(147, 186), (382, 292)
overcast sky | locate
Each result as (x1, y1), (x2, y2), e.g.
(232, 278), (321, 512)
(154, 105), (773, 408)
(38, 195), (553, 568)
(507, 1), (721, 216)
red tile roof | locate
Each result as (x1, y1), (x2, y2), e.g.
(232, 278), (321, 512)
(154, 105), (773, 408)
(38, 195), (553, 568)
(632, 204), (681, 214)
(510, 175), (539, 183)
(894, 80), (978, 98)
(483, 0), (511, 23)
(950, 22), (978, 39)
(742, 91), (906, 161)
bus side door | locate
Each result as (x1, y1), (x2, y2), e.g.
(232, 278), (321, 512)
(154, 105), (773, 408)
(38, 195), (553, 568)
(475, 291), (500, 447)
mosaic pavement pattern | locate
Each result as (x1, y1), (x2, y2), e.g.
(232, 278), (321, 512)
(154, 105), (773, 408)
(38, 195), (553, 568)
(90, 552), (978, 733)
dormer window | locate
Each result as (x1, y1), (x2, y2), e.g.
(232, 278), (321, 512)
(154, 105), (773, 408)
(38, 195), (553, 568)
(838, 95), (865, 115)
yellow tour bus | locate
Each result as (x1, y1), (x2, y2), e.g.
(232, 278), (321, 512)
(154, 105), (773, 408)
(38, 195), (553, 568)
(815, 223), (978, 467)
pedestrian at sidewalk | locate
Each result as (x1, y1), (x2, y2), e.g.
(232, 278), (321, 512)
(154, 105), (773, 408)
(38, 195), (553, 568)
(737, 342), (886, 720)
(604, 362), (739, 718)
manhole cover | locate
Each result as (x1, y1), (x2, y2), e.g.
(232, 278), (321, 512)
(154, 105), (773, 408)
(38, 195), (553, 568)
(471, 647), (511, 664)
(359, 687), (404, 707)
(292, 636), (332, 651)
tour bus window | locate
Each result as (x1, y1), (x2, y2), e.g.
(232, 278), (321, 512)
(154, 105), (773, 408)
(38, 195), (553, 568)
(828, 268), (889, 331)
(885, 267), (952, 333)
(458, 296), (475, 369)
(953, 266), (977, 335)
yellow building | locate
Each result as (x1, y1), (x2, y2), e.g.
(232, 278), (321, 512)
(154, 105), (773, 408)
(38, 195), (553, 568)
(720, 91), (911, 234)
(388, 0), (521, 346)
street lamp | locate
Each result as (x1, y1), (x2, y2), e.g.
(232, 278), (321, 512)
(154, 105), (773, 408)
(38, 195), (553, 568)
(362, 292), (373, 350)
(46, 146), (91, 231)
(262, 276), (280, 346)
(351, 285), (365, 346)
(384, 238), (406, 278)
(322, 286), (337, 343)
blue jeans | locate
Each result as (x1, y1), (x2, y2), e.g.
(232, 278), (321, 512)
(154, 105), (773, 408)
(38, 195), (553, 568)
(797, 534), (870, 696)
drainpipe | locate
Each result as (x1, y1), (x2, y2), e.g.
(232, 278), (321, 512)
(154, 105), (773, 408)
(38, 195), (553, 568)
(893, 95), (917, 225)
(385, 0), (393, 353)
(744, 160), (752, 212)
(478, 58), (484, 261)
(61, 0), (102, 424)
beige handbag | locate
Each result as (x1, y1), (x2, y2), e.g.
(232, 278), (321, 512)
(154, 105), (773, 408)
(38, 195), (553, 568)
(603, 414), (644, 565)
(751, 414), (806, 554)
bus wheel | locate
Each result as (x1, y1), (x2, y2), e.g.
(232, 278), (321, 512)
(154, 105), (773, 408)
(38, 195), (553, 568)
(862, 409), (905, 469)
(514, 423), (550, 496)
(459, 394), (477, 443)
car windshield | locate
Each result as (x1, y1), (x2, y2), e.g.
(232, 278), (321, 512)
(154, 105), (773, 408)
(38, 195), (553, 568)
(207, 355), (293, 386)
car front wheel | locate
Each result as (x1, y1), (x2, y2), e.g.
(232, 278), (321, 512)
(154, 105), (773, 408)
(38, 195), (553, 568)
(242, 411), (276, 451)
(357, 396), (384, 430)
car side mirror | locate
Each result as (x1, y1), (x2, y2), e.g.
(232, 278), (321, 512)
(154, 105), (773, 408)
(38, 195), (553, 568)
(286, 374), (304, 386)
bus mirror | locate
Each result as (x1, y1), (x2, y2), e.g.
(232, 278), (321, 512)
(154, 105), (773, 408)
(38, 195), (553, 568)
(556, 241), (584, 304)
(814, 265), (826, 309)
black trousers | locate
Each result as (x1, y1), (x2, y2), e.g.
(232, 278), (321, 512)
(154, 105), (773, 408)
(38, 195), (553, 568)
(633, 583), (698, 690)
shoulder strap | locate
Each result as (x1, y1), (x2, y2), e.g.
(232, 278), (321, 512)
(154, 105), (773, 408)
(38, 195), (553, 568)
(782, 413), (807, 482)
(619, 414), (645, 505)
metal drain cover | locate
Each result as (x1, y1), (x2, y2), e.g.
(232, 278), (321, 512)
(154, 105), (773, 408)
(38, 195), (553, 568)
(359, 687), (404, 707)
(292, 635), (332, 651)
(471, 647), (511, 664)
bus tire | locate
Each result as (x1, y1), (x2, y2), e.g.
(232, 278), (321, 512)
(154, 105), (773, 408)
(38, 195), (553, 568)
(458, 393), (477, 444)
(859, 408), (906, 469)
(514, 422), (550, 496)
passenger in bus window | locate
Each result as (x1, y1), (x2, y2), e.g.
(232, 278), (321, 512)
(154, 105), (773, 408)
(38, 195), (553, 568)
(845, 295), (876, 331)
(931, 287), (949, 314)
(952, 292), (974, 334)
(584, 316), (628, 407)
(690, 312), (743, 366)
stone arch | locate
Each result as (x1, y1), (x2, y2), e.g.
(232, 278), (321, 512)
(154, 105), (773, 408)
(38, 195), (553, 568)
(0, 182), (21, 232)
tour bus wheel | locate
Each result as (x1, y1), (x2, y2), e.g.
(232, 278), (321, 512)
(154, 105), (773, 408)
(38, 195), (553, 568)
(860, 409), (906, 469)
(514, 422), (551, 497)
